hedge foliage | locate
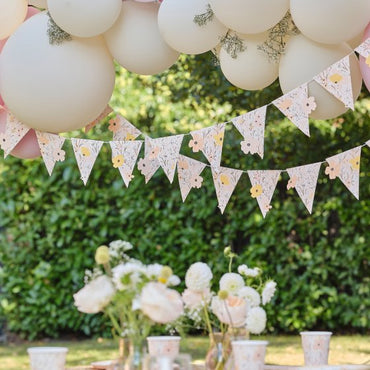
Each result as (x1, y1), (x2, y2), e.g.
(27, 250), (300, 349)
(0, 54), (369, 339)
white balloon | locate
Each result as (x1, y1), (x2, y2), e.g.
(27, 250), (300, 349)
(47, 0), (122, 38)
(219, 32), (279, 91)
(290, 0), (370, 45)
(347, 30), (366, 49)
(158, 0), (227, 55)
(104, 1), (179, 75)
(0, 12), (115, 133)
(0, 0), (27, 40)
(29, 0), (47, 8)
(209, 0), (289, 34)
(279, 35), (362, 120)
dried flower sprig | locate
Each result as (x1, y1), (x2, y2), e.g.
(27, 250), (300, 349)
(47, 12), (72, 46)
(193, 3), (214, 27)
(220, 32), (247, 59)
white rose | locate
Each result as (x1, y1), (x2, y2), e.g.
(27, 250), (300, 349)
(185, 262), (213, 292)
(140, 282), (184, 324)
(73, 275), (115, 314)
(182, 288), (212, 309)
(211, 296), (247, 328)
(219, 273), (244, 295)
(262, 281), (277, 305)
(237, 286), (261, 307)
(246, 306), (267, 334)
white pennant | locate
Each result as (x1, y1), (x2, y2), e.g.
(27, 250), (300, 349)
(108, 114), (142, 141)
(189, 123), (225, 167)
(314, 56), (354, 110)
(355, 37), (370, 60)
(36, 132), (66, 176)
(366, 140), (370, 148)
(325, 146), (362, 199)
(177, 155), (207, 202)
(72, 138), (103, 185)
(137, 137), (161, 184)
(286, 162), (321, 214)
(273, 84), (316, 136)
(247, 170), (281, 218)
(0, 112), (30, 158)
(85, 105), (113, 133)
(110, 140), (143, 187)
(232, 106), (266, 158)
(212, 166), (243, 214)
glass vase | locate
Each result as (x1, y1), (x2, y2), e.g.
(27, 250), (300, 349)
(123, 341), (145, 370)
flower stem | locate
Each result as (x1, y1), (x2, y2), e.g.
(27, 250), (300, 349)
(203, 301), (215, 344)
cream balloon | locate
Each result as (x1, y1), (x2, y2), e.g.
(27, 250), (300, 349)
(0, 12), (115, 133)
(290, 0), (370, 45)
(47, 0), (122, 38)
(279, 35), (362, 120)
(158, 0), (227, 55)
(104, 1), (179, 75)
(29, 0), (47, 8)
(219, 32), (279, 91)
(0, 0), (27, 40)
(347, 30), (366, 49)
(209, 0), (289, 35)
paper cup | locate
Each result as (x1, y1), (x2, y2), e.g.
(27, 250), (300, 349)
(27, 347), (68, 370)
(146, 336), (181, 358)
(300, 331), (332, 366)
(231, 340), (268, 370)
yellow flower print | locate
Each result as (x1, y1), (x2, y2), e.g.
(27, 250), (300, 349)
(80, 146), (91, 157)
(349, 156), (360, 170)
(213, 132), (224, 147)
(220, 173), (230, 186)
(366, 55), (370, 67)
(112, 154), (125, 168)
(125, 133), (135, 141)
(250, 184), (263, 198)
(329, 73), (343, 84)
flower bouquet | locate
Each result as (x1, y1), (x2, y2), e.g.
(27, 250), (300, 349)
(73, 240), (184, 369)
(182, 247), (277, 370)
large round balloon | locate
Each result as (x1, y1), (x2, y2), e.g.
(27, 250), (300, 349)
(48, 0), (122, 38)
(219, 32), (279, 91)
(158, 0), (227, 55)
(29, 0), (47, 8)
(104, 1), (179, 75)
(209, 0), (289, 35)
(279, 35), (362, 120)
(290, 0), (370, 45)
(359, 23), (370, 92)
(0, 12), (115, 133)
(0, 0), (28, 40)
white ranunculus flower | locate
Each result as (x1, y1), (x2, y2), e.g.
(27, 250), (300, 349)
(246, 306), (267, 334)
(211, 296), (247, 327)
(140, 282), (184, 324)
(73, 275), (115, 314)
(112, 262), (145, 290)
(182, 288), (212, 309)
(219, 273), (244, 295)
(262, 281), (277, 305)
(237, 286), (261, 307)
(185, 262), (213, 292)
(237, 264), (248, 275)
(238, 264), (261, 277)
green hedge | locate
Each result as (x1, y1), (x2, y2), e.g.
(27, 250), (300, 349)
(0, 55), (369, 339)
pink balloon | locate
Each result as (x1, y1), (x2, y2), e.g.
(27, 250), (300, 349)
(359, 22), (370, 92)
(0, 109), (41, 159)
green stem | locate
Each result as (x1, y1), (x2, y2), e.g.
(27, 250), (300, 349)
(228, 256), (233, 273)
(203, 301), (215, 344)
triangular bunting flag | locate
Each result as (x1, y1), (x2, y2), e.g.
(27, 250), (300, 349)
(137, 137), (160, 184)
(247, 170), (281, 218)
(231, 106), (266, 158)
(314, 56), (354, 110)
(85, 105), (113, 133)
(36, 132), (66, 176)
(146, 135), (184, 183)
(286, 162), (321, 214)
(189, 123), (225, 167)
(177, 155), (207, 202)
(108, 114), (142, 141)
(273, 84), (316, 136)
(71, 138), (104, 185)
(110, 140), (143, 187)
(355, 37), (370, 60)
(324, 146), (361, 199)
(212, 166), (243, 214)
(366, 140), (370, 148)
(0, 112), (30, 158)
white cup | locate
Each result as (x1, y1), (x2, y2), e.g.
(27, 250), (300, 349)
(231, 340), (268, 370)
(27, 347), (68, 370)
(300, 331), (332, 366)
(146, 336), (181, 358)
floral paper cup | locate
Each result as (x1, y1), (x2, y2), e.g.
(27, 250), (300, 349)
(300, 331), (332, 366)
(146, 336), (181, 357)
(27, 347), (68, 370)
(231, 340), (268, 370)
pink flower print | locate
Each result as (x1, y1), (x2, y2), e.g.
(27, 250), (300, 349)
(38, 135), (50, 146)
(277, 98), (293, 111)
(241, 137), (259, 155)
(137, 157), (152, 177)
(190, 175), (203, 189)
(325, 161), (341, 180)
(287, 176), (298, 190)
(0, 133), (8, 150)
(53, 149), (66, 162)
(108, 118), (120, 133)
(303, 96), (317, 115)
(148, 146), (160, 160)
(189, 134), (204, 152)
(178, 160), (189, 171)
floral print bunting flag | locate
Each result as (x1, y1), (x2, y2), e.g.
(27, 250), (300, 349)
(0, 112), (30, 158)
(325, 146), (361, 199)
(212, 166), (243, 214)
(286, 162), (321, 213)
(108, 114), (142, 141)
(110, 140), (143, 187)
(137, 137), (161, 184)
(177, 155), (207, 202)
(366, 140), (370, 148)
(72, 138), (104, 185)
(189, 123), (225, 167)
(273, 84), (316, 136)
(36, 132), (66, 176)
(85, 105), (113, 133)
(247, 170), (281, 218)
(355, 38), (370, 63)
(231, 106), (266, 158)
(314, 55), (354, 110)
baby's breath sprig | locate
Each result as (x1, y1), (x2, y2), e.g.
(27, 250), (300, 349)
(47, 12), (72, 46)
(220, 32), (246, 59)
(193, 3), (214, 27)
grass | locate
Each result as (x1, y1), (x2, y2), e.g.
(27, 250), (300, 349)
(0, 335), (369, 369)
